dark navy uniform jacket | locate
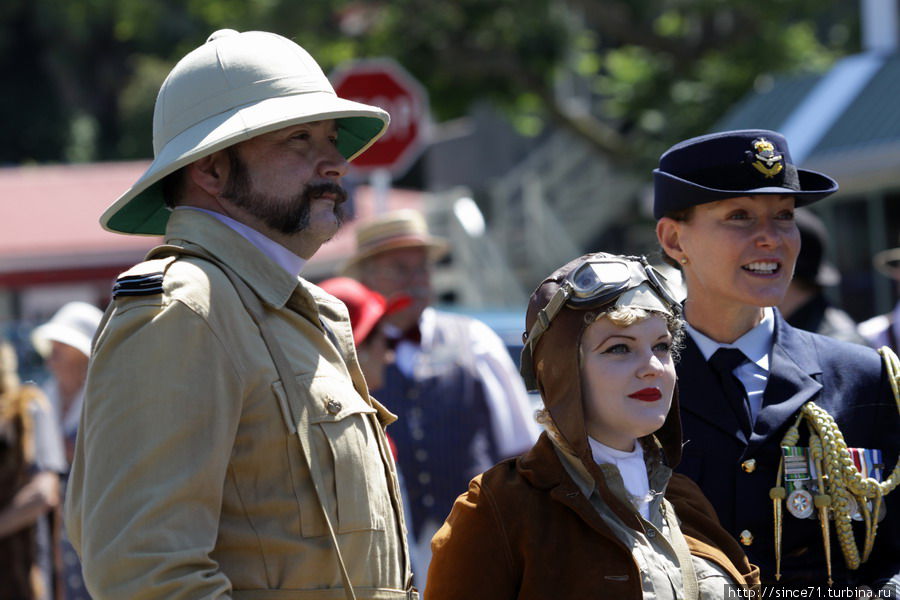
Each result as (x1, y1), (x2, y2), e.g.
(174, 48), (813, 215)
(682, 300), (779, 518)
(676, 309), (900, 588)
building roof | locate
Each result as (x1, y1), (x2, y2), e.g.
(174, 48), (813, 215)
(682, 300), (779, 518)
(0, 160), (423, 285)
(0, 161), (159, 282)
(715, 73), (824, 133)
(713, 51), (900, 195)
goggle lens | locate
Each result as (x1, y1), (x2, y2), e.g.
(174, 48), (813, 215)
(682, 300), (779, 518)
(570, 261), (631, 299)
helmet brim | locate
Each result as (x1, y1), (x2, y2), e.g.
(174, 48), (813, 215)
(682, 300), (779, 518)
(101, 92), (388, 236)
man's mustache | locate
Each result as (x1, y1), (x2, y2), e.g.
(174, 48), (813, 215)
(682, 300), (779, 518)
(304, 181), (348, 206)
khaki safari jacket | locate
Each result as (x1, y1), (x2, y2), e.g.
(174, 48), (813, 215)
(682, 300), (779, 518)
(66, 209), (412, 599)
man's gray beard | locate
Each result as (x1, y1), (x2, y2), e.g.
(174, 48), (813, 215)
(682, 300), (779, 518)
(221, 146), (346, 236)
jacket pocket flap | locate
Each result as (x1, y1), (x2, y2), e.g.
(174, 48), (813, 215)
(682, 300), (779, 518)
(272, 374), (376, 431)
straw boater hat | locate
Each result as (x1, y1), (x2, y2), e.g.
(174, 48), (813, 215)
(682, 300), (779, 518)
(100, 29), (390, 236)
(342, 209), (449, 274)
(318, 277), (412, 345)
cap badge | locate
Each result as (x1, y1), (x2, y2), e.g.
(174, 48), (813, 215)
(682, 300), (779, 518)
(749, 137), (784, 179)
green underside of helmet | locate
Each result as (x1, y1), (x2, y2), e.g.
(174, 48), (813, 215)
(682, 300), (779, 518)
(106, 115), (385, 236)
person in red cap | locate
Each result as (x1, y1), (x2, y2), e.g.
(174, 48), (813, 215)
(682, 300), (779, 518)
(319, 277), (410, 391)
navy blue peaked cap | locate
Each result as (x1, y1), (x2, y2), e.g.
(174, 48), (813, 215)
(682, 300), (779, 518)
(652, 129), (838, 219)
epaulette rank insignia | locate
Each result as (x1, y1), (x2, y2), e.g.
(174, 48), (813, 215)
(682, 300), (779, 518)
(112, 272), (164, 298)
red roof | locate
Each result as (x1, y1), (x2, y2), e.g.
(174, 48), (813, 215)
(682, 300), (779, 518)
(0, 161), (423, 285)
(1, 161), (159, 275)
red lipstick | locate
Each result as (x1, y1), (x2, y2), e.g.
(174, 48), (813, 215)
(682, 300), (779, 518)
(628, 388), (662, 402)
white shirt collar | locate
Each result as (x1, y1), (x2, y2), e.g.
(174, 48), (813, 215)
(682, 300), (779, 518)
(176, 207), (306, 278)
(588, 436), (652, 519)
(686, 306), (775, 372)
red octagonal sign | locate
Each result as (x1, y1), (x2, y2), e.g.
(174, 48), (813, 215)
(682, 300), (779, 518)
(331, 59), (428, 177)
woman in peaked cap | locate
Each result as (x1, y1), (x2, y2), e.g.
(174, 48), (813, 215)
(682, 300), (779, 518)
(426, 252), (758, 599)
(654, 129), (900, 591)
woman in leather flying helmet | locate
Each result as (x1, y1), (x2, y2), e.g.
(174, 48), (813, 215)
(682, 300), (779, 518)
(426, 252), (758, 599)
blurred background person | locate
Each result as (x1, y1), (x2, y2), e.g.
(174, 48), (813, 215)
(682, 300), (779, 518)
(777, 207), (866, 344)
(31, 301), (102, 600)
(858, 239), (900, 350)
(0, 339), (65, 600)
(31, 301), (103, 465)
(343, 209), (539, 584)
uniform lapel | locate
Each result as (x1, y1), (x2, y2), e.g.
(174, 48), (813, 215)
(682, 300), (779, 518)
(678, 337), (750, 445)
(749, 312), (822, 452)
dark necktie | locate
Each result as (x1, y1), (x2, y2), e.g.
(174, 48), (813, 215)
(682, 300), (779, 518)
(708, 348), (752, 437)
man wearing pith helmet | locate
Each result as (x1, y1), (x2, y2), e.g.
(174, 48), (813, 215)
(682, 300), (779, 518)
(65, 30), (417, 599)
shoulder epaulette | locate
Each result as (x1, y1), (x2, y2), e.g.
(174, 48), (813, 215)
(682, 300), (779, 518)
(112, 256), (177, 299)
(112, 273), (164, 298)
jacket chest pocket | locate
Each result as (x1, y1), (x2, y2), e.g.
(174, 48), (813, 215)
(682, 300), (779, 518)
(273, 374), (390, 538)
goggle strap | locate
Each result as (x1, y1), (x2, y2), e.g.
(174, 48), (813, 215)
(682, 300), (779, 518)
(520, 282), (572, 390)
(532, 281), (571, 341)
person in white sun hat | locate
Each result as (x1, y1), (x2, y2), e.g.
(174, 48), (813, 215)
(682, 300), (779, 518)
(31, 301), (103, 464)
(65, 30), (418, 600)
(32, 301), (102, 600)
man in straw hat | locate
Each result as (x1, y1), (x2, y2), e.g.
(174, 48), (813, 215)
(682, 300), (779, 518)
(859, 242), (900, 350)
(66, 30), (417, 599)
(343, 209), (538, 585)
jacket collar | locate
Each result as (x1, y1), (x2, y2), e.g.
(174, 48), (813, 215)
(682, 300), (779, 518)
(519, 433), (669, 532)
(678, 309), (822, 447)
(163, 209), (307, 311)
(751, 310), (822, 450)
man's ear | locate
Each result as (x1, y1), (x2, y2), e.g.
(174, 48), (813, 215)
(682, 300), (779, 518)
(656, 217), (685, 263)
(186, 150), (230, 197)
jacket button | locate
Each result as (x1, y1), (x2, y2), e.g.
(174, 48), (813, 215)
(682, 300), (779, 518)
(326, 399), (342, 414)
(739, 530), (754, 546)
(741, 459), (757, 473)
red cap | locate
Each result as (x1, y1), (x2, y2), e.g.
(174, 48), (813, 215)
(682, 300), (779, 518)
(319, 277), (411, 345)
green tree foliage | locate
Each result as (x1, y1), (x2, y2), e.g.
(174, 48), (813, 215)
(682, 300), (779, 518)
(0, 0), (859, 168)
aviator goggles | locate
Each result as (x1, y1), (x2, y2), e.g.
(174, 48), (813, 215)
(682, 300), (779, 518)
(520, 255), (681, 390)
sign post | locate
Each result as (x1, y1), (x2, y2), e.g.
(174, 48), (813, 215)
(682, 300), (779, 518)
(331, 59), (429, 214)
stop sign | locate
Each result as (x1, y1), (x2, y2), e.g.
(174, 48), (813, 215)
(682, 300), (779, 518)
(331, 59), (428, 177)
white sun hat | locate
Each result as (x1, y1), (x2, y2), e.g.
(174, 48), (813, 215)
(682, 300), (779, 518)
(101, 29), (390, 236)
(31, 301), (104, 359)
